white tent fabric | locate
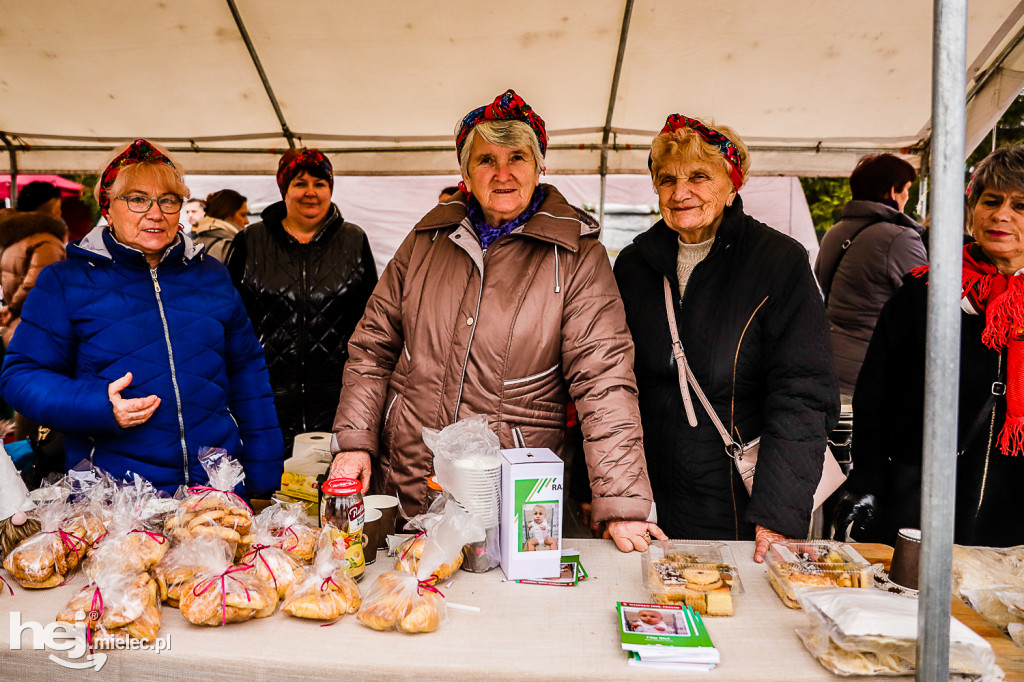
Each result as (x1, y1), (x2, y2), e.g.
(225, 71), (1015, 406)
(184, 174), (817, 273)
(2, 1), (1023, 176)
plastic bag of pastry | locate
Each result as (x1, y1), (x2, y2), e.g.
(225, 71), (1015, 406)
(239, 518), (306, 599)
(86, 475), (168, 579)
(796, 588), (1002, 680)
(356, 570), (445, 633)
(56, 567), (162, 645)
(395, 498), (485, 582)
(2, 482), (95, 588)
(164, 449), (253, 552)
(153, 535), (234, 607)
(178, 543), (278, 626)
(280, 546), (360, 620)
(268, 501), (319, 565)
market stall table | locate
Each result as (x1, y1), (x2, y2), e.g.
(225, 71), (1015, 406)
(0, 539), (1017, 680)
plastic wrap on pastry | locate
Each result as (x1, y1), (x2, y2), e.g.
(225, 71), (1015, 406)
(153, 535), (233, 607)
(176, 538), (277, 625)
(394, 499), (483, 582)
(281, 548), (360, 620)
(357, 570), (445, 633)
(164, 450), (252, 551)
(56, 571), (162, 644)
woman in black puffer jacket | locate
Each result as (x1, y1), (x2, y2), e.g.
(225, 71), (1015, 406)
(614, 115), (839, 560)
(227, 149), (377, 451)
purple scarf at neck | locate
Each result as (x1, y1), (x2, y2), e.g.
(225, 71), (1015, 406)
(466, 185), (547, 250)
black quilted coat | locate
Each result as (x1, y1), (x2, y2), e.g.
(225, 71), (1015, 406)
(227, 202), (377, 448)
(613, 198), (839, 539)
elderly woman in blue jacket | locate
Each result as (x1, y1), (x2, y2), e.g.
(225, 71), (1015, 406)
(0, 139), (283, 496)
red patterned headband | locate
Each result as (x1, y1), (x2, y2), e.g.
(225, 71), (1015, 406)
(650, 114), (744, 191)
(98, 139), (177, 213)
(455, 89), (548, 161)
(276, 148), (334, 197)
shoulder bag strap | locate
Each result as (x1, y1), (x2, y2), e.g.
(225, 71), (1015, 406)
(662, 277), (737, 450)
(822, 217), (887, 306)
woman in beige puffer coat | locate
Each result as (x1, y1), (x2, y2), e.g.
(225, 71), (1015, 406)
(0, 211), (67, 347)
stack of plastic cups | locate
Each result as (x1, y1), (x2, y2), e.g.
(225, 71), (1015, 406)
(448, 455), (501, 572)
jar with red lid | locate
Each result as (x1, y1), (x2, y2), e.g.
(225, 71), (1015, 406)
(320, 477), (365, 581)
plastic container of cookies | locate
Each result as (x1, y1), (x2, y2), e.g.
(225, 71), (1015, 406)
(641, 541), (742, 616)
(765, 540), (872, 609)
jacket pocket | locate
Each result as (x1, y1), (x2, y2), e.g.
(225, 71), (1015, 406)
(501, 363), (566, 430)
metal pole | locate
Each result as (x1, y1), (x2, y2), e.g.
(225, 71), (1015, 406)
(919, 0), (966, 679)
(0, 132), (18, 208)
(225, 0), (296, 149)
(598, 0), (634, 226)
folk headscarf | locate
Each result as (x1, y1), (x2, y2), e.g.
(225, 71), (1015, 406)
(98, 139), (177, 214)
(276, 149), (334, 197)
(911, 243), (1024, 456)
(455, 89), (548, 162)
(650, 114), (744, 191)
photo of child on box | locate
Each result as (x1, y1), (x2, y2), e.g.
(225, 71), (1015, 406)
(525, 503), (559, 551)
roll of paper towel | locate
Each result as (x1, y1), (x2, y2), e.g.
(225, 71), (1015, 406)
(291, 432), (333, 463)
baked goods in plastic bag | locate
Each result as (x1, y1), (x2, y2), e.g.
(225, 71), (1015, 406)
(281, 545), (360, 620)
(359, 500), (484, 633)
(154, 535), (234, 607)
(178, 543), (278, 626)
(796, 587), (1001, 680)
(239, 514), (306, 599)
(86, 475), (168, 579)
(3, 481), (96, 588)
(356, 571), (444, 633)
(164, 449), (252, 551)
(393, 497), (481, 581)
(269, 501), (318, 565)
(56, 570), (162, 644)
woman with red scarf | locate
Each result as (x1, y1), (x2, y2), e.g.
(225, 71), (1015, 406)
(839, 145), (1024, 546)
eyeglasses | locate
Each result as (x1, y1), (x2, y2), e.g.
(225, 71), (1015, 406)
(116, 194), (184, 214)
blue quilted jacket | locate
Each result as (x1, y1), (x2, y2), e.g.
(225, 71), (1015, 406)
(0, 226), (284, 496)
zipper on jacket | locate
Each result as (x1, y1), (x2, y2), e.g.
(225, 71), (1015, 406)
(727, 295), (769, 538)
(453, 222), (486, 420)
(502, 364), (560, 386)
(151, 268), (190, 485)
(970, 353), (1002, 536)
(299, 249), (309, 432)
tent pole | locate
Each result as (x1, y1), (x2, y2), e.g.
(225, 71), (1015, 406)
(225, 0), (296, 149)
(598, 0), (634, 227)
(919, 0), (967, 679)
(0, 132), (18, 208)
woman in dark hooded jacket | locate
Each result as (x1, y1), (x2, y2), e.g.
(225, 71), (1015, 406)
(614, 115), (839, 561)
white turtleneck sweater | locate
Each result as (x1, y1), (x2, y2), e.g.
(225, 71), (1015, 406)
(676, 236), (715, 295)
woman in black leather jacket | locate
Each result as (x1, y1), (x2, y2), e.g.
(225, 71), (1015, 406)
(227, 149), (377, 451)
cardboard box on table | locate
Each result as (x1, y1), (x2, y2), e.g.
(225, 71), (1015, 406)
(499, 448), (564, 580)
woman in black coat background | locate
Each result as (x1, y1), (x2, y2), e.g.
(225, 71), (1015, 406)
(614, 115), (839, 560)
(227, 149), (377, 452)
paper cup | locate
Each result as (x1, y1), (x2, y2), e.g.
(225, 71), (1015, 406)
(362, 507), (383, 564)
(889, 528), (921, 590)
(364, 495), (399, 548)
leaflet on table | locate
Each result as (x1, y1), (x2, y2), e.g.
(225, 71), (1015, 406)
(616, 601), (719, 667)
(515, 549), (586, 586)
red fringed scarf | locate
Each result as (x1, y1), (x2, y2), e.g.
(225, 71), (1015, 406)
(911, 243), (1024, 456)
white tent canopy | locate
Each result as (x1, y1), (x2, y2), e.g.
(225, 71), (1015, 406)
(2, 0), (1023, 177)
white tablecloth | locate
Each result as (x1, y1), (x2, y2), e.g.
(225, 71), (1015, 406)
(0, 539), (844, 680)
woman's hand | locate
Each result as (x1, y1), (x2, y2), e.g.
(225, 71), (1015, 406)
(753, 524), (788, 563)
(108, 372), (160, 428)
(328, 450), (372, 493)
(605, 520), (669, 553)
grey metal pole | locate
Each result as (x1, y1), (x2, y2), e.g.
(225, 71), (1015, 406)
(918, 0), (967, 678)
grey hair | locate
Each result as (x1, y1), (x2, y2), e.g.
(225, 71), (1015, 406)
(457, 119), (544, 176)
(967, 145), (1024, 212)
